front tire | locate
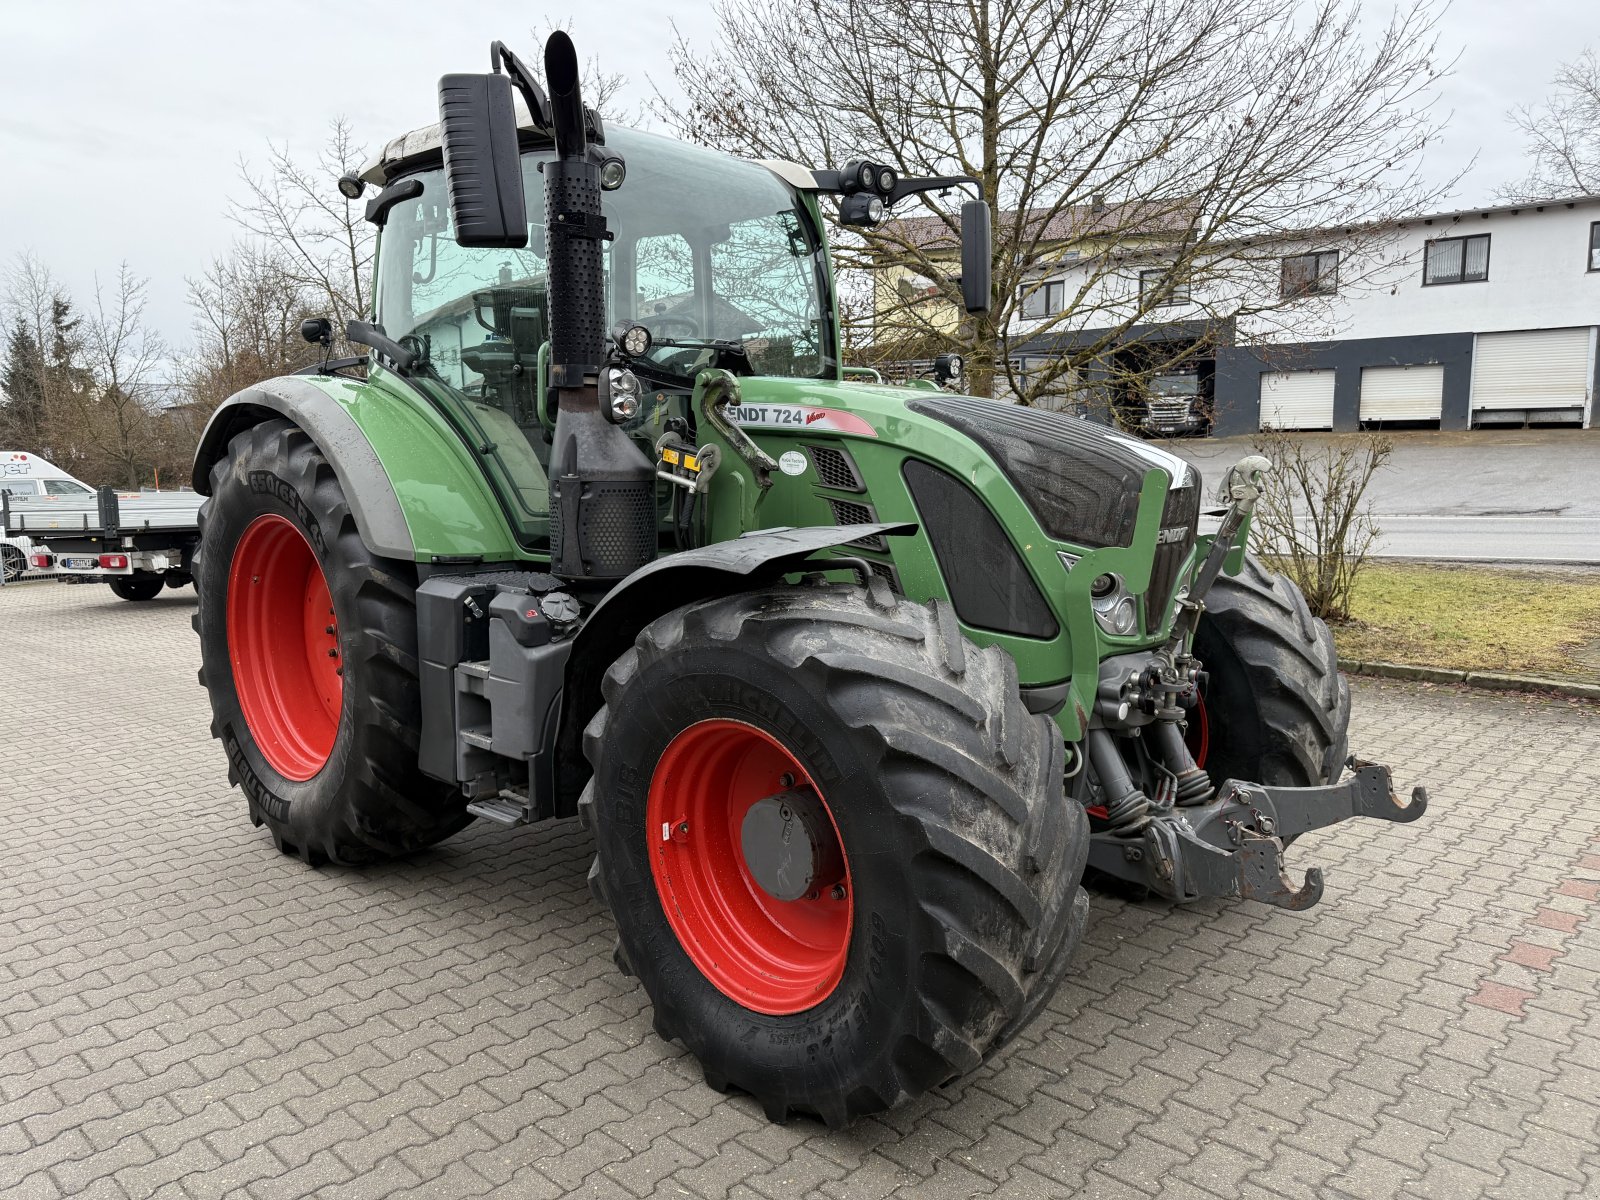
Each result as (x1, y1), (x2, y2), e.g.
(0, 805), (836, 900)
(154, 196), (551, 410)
(194, 419), (469, 865)
(1191, 554), (1350, 788)
(582, 584), (1090, 1127)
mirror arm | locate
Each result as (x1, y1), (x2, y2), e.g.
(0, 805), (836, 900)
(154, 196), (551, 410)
(808, 170), (982, 206)
(491, 40), (554, 130)
(364, 179), (424, 228)
(346, 320), (417, 374)
(886, 174), (981, 205)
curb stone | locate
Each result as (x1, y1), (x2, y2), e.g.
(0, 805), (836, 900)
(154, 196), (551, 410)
(1339, 659), (1600, 702)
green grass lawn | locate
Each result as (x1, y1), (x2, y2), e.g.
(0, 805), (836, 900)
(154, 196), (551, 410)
(1331, 563), (1600, 681)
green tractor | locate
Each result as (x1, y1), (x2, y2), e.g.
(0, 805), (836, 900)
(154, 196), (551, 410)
(191, 34), (1425, 1126)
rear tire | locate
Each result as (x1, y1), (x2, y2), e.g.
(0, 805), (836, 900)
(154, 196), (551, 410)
(109, 574), (164, 602)
(582, 584), (1090, 1127)
(194, 419), (469, 865)
(1191, 554), (1350, 788)
(2, 544), (24, 583)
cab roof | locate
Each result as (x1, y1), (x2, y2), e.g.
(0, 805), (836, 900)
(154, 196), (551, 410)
(358, 97), (817, 193)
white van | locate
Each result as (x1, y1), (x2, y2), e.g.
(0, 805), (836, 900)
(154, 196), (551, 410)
(0, 452), (91, 580)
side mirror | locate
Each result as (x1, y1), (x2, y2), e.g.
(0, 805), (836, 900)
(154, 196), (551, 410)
(437, 72), (528, 249)
(960, 200), (992, 314)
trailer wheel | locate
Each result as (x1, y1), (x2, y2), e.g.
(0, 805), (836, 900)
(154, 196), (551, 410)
(109, 574), (165, 602)
(1191, 553), (1350, 788)
(1, 544), (24, 583)
(581, 584), (1091, 1127)
(193, 419), (469, 865)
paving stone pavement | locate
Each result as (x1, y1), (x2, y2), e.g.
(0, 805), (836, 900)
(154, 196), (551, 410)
(3, 579), (1599, 1200)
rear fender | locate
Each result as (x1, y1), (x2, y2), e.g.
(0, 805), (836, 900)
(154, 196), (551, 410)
(552, 523), (915, 816)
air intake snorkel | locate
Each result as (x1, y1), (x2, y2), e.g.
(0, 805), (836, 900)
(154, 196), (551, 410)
(540, 32), (656, 583)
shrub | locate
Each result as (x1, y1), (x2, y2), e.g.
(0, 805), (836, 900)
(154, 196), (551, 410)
(1247, 431), (1393, 622)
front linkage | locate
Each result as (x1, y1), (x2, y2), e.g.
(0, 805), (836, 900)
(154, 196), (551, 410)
(1089, 760), (1428, 909)
(1081, 458), (1428, 909)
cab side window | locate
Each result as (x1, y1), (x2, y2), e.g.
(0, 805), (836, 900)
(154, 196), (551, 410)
(44, 479), (92, 496)
(1, 479), (40, 497)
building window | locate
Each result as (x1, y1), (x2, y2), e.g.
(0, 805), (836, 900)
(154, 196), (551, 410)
(1423, 234), (1490, 285)
(1589, 222), (1600, 272)
(1281, 250), (1339, 297)
(1020, 280), (1066, 319)
(1139, 269), (1190, 306)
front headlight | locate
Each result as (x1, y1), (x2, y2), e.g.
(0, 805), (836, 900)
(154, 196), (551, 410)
(604, 367), (642, 422)
(1090, 572), (1139, 636)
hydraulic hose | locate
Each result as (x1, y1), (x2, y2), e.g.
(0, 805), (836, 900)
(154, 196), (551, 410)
(1087, 730), (1152, 836)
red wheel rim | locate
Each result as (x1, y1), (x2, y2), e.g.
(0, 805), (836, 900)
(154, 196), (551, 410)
(227, 514), (343, 781)
(646, 719), (852, 1015)
(1185, 693), (1210, 769)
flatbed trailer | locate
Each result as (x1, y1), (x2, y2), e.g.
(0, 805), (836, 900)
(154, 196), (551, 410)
(2, 486), (204, 600)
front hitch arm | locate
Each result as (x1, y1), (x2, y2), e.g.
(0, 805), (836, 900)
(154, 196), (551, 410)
(1086, 761), (1428, 911)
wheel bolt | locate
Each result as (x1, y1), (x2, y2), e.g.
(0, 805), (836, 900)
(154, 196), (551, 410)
(325, 625), (335, 635)
(779, 772), (795, 788)
(327, 648), (338, 658)
(830, 884), (847, 901)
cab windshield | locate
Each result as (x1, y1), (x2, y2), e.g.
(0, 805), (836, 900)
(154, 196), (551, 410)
(373, 127), (835, 548)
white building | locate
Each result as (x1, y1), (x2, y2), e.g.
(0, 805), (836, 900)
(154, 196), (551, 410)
(1006, 196), (1600, 436)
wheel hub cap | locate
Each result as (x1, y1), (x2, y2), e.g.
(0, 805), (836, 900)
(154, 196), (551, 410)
(740, 788), (845, 903)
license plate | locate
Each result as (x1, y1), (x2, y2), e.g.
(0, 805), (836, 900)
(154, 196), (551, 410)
(61, 556), (98, 569)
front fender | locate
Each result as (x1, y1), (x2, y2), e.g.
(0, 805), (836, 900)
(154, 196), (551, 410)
(552, 523), (915, 815)
(193, 377), (417, 560)
(192, 374), (521, 564)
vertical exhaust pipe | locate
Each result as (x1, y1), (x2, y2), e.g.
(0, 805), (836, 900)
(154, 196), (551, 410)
(542, 32), (655, 583)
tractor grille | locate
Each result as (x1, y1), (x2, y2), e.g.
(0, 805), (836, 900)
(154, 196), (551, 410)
(808, 444), (864, 492)
(908, 395), (1192, 549)
(826, 498), (887, 552)
(1146, 477), (1200, 627)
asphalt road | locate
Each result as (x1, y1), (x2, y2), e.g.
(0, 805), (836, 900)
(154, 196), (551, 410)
(1171, 429), (1600, 563)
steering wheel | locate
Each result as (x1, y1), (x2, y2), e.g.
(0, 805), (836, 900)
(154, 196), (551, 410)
(645, 315), (700, 338)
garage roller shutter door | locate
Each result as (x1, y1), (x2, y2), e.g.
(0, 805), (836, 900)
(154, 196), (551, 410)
(1470, 328), (1590, 411)
(1360, 364), (1444, 421)
(1259, 370), (1336, 430)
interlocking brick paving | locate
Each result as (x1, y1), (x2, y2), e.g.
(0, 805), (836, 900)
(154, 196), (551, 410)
(3, 579), (1598, 1199)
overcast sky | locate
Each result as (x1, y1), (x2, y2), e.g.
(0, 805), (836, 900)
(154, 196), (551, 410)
(0, 0), (1591, 354)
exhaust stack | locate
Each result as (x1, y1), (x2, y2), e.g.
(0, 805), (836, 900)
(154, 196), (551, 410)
(541, 32), (656, 583)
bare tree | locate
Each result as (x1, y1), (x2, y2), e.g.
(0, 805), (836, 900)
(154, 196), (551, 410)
(1500, 47), (1600, 201)
(177, 242), (319, 423)
(660, 0), (1454, 401)
(232, 118), (373, 334)
(76, 265), (173, 488)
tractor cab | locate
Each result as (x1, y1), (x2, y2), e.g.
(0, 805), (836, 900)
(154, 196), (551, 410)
(361, 123), (841, 549)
